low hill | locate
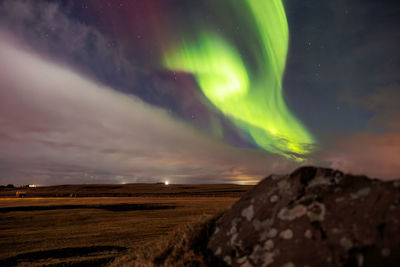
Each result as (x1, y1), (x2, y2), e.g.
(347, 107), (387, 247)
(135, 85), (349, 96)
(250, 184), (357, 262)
(0, 183), (253, 198)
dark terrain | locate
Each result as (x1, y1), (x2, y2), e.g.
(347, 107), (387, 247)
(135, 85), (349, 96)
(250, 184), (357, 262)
(0, 184), (251, 266)
(2, 167), (399, 266)
(0, 183), (251, 198)
(112, 167), (400, 266)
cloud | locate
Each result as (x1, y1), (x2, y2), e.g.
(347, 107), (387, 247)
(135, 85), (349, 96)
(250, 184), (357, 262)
(320, 132), (400, 180)
(318, 84), (400, 180)
(0, 0), (251, 147)
(0, 0), (144, 94)
(356, 83), (400, 131)
(0, 0), (297, 185)
(0, 34), (296, 185)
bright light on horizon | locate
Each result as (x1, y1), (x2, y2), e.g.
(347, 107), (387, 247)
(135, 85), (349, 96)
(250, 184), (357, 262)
(164, 181), (169, 185)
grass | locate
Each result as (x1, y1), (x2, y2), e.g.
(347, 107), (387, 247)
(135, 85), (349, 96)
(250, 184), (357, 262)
(109, 213), (227, 267)
(0, 195), (240, 266)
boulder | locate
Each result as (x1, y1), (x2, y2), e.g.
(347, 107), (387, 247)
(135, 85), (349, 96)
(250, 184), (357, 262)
(208, 166), (400, 266)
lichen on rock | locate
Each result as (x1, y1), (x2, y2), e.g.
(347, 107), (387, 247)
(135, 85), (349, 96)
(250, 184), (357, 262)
(208, 166), (400, 266)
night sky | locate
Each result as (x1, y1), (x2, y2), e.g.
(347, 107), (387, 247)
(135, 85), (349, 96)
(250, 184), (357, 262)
(0, 0), (399, 185)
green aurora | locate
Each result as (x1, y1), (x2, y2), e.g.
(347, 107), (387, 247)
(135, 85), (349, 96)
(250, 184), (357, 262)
(164, 0), (315, 161)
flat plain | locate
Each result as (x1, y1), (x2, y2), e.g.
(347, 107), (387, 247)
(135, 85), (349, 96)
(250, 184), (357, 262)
(0, 184), (251, 266)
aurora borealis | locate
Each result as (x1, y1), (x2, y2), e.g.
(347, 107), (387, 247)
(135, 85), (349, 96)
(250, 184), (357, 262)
(0, 0), (399, 184)
(164, 0), (315, 160)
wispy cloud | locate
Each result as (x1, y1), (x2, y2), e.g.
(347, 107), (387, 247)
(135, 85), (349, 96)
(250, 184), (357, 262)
(0, 34), (295, 185)
(0, 0), (136, 87)
(318, 84), (400, 180)
(320, 132), (400, 180)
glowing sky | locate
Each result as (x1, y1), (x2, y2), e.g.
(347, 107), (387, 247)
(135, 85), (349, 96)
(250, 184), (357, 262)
(0, 0), (399, 184)
(164, 0), (315, 160)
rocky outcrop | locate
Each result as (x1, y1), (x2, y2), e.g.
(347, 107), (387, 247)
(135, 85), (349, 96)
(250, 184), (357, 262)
(208, 167), (400, 267)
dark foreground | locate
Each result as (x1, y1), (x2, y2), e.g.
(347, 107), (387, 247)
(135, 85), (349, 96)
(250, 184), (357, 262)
(4, 167), (398, 267)
(0, 184), (252, 266)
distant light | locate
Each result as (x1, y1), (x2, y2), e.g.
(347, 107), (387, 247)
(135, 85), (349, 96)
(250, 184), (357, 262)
(28, 184), (37, 188)
(164, 181), (169, 185)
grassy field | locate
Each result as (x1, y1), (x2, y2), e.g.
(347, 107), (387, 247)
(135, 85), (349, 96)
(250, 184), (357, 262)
(0, 184), (251, 266)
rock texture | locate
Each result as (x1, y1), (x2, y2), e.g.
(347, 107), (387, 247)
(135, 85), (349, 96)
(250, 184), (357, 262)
(208, 166), (400, 267)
